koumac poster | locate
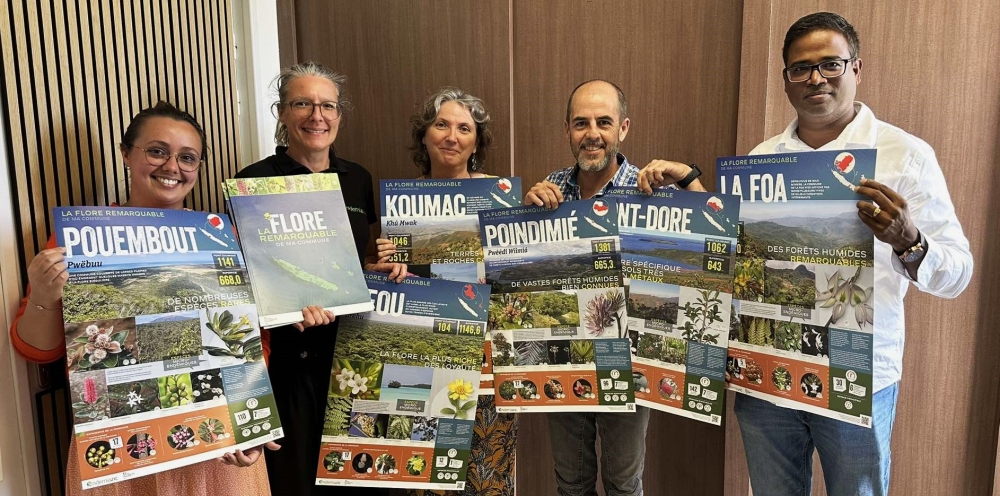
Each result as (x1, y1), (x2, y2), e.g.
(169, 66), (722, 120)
(380, 177), (522, 393)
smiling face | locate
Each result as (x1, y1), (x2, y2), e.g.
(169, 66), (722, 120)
(783, 29), (861, 128)
(121, 116), (201, 209)
(423, 101), (478, 176)
(565, 81), (629, 172)
(278, 75), (341, 156)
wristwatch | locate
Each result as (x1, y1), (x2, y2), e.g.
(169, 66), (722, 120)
(895, 231), (926, 263)
(677, 164), (702, 189)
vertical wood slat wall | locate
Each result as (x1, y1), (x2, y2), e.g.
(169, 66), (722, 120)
(0, 0), (241, 286)
(0, 2), (241, 494)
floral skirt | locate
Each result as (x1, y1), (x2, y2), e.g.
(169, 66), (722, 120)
(408, 395), (517, 496)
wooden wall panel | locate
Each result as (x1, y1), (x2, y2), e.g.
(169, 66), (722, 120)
(275, 0), (297, 69)
(510, 0), (743, 194)
(279, 1), (744, 495)
(730, 2), (1000, 495)
(510, 2), (743, 495)
(288, 0), (511, 190)
(282, 1), (1000, 495)
(0, 2), (242, 494)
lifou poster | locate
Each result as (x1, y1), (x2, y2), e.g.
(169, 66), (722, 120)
(316, 272), (489, 491)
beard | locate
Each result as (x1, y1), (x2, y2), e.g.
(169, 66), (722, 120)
(575, 138), (620, 172)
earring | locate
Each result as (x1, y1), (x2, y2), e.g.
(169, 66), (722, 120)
(470, 155), (478, 171)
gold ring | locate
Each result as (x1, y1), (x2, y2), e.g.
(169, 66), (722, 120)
(872, 205), (881, 217)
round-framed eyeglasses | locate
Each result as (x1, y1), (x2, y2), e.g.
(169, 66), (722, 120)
(783, 58), (856, 83)
(285, 100), (342, 119)
(136, 146), (203, 172)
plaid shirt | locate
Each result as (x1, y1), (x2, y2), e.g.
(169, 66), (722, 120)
(544, 153), (639, 201)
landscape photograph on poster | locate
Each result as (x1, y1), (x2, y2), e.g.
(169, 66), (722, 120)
(484, 238), (619, 292)
(620, 230), (733, 292)
(487, 291), (580, 330)
(134, 311), (202, 363)
(231, 191), (364, 307)
(61, 260), (232, 324)
(384, 216), (482, 265)
(739, 200), (873, 265)
(334, 313), (483, 370)
(627, 278), (680, 326)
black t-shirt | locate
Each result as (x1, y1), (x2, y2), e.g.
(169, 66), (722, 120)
(234, 147), (384, 495)
(235, 146), (376, 258)
(233, 146), (375, 362)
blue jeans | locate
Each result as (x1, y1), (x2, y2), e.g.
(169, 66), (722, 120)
(547, 407), (650, 496)
(734, 383), (899, 496)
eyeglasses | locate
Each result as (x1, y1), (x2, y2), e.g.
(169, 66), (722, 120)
(136, 146), (203, 172)
(783, 58), (856, 83)
(285, 100), (342, 119)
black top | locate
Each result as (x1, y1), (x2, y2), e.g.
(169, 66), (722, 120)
(234, 147), (386, 495)
(233, 146), (376, 362)
(235, 146), (376, 258)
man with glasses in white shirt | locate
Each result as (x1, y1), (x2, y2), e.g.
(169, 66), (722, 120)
(733, 12), (973, 496)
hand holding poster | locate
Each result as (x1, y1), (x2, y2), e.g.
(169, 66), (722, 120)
(316, 272), (489, 491)
(56, 207), (282, 489)
(225, 174), (373, 327)
(479, 199), (635, 413)
(606, 187), (740, 425)
(380, 177), (523, 394)
(717, 150), (877, 426)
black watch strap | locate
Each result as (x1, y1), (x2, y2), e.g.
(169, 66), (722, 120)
(677, 164), (702, 189)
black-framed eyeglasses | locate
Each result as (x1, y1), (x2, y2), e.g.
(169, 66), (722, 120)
(783, 58), (856, 83)
(136, 146), (203, 172)
(285, 100), (341, 119)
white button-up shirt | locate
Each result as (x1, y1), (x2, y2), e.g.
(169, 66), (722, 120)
(750, 102), (973, 392)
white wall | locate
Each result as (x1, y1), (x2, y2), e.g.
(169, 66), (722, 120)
(233, 0), (282, 166)
(0, 79), (42, 496)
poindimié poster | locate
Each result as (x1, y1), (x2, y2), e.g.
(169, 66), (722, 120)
(479, 199), (636, 413)
(718, 150), (877, 427)
(55, 207), (283, 489)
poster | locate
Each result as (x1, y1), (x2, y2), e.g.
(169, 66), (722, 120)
(380, 177), (522, 393)
(316, 272), (489, 490)
(606, 187), (740, 425)
(479, 199), (636, 413)
(717, 150), (877, 426)
(55, 207), (282, 489)
(225, 174), (373, 327)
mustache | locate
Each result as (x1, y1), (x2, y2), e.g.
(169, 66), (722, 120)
(804, 86), (832, 98)
(580, 139), (606, 149)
